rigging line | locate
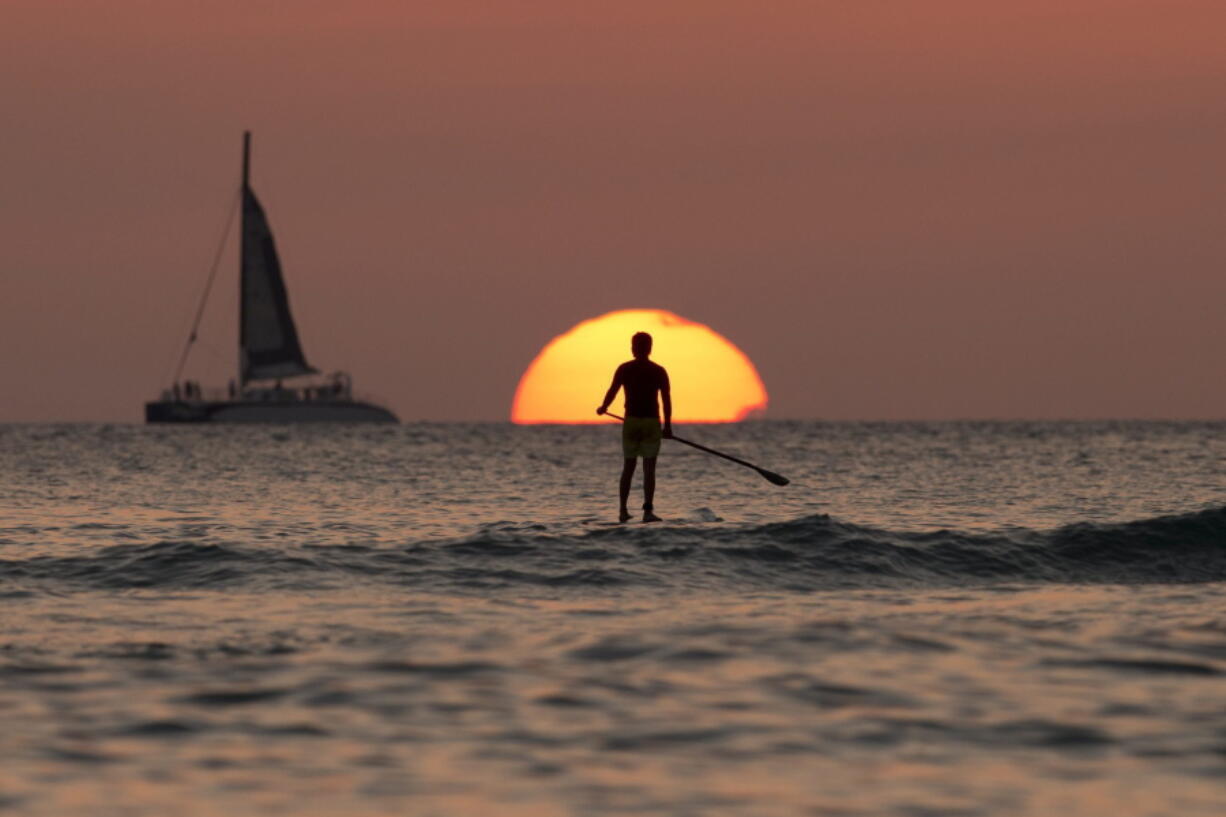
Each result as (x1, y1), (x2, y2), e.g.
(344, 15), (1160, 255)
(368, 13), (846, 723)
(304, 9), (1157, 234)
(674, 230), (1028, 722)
(165, 188), (241, 387)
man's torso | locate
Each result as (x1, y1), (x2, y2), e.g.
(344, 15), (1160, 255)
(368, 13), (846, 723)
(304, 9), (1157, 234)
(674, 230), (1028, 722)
(619, 359), (667, 418)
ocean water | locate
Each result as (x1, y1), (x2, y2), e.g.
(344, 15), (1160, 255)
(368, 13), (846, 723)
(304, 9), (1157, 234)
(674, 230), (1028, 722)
(2, 421), (1225, 816)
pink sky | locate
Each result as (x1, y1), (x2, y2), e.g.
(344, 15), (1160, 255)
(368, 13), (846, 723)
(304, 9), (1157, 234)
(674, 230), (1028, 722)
(3, 1), (1225, 421)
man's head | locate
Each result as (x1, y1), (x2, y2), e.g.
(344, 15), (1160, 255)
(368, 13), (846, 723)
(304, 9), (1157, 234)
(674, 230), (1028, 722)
(631, 332), (653, 359)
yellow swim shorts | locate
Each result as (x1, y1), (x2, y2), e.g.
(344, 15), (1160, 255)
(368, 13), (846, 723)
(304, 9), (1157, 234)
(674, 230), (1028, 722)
(622, 417), (663, 459)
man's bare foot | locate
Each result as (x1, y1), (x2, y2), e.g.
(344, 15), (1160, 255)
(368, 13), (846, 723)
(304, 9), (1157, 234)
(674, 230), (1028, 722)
(619, 509), (632, 523)
(642, 511), (662, 523)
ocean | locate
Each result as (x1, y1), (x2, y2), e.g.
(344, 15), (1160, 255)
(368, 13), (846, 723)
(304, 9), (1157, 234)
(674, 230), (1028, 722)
(2, 421), (1225, 816)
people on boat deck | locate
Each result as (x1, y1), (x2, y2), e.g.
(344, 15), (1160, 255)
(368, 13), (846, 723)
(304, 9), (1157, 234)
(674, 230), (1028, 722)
(170, 381), (206, 401)
(596, 331), (673, 524)
(167, 376), (353, 404)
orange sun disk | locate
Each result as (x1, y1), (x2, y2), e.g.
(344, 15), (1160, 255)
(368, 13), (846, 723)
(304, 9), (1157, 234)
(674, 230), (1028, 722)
(511, 309), (768, 424)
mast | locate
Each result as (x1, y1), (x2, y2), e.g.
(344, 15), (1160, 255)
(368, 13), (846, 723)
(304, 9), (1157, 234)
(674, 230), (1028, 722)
(242, 131), (251, 190)
(239, 131), (249, 386)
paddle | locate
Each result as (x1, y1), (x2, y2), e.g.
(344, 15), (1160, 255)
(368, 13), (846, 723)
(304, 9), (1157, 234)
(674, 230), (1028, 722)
(602, 412), (790, 487)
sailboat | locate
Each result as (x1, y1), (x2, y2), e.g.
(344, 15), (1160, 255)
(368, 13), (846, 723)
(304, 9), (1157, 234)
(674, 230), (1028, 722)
(145, 133), (398, 423)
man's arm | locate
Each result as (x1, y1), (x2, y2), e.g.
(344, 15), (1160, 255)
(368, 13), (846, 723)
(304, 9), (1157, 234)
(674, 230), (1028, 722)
(596, 366), (624, 416)
(660, 369), (672, 437)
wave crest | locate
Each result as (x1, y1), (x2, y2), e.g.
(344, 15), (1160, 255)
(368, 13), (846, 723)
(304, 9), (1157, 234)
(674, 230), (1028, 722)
(3, 507), (1223, 592)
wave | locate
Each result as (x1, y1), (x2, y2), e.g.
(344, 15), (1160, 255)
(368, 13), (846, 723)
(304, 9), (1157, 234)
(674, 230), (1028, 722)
(2, 507), (1223, 593)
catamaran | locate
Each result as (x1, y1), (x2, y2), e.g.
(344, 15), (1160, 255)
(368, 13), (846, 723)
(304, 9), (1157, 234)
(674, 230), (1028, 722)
(146, 133), (398, 423)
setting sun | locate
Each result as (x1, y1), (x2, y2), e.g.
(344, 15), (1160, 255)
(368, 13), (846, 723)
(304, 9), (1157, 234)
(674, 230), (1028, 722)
(512, 309), (768, 424)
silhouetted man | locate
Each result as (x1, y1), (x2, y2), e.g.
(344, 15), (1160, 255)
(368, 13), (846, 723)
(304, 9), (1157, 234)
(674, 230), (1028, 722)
(597, 332), (673, 522)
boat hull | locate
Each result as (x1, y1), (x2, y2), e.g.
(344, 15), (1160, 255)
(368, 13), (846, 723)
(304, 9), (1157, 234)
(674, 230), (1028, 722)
(145, 399), (397, 423)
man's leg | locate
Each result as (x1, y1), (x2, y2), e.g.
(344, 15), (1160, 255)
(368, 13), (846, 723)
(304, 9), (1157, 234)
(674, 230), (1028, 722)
(642, 457), (661, 522)
(619, 458), (636, 522)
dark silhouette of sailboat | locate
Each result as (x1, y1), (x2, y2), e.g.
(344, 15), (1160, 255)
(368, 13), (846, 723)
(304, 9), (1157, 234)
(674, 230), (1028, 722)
(146, 133), (397, 423)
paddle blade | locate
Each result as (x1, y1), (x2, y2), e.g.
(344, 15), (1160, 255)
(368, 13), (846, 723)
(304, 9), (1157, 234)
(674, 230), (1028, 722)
(758, 469), (790, 487)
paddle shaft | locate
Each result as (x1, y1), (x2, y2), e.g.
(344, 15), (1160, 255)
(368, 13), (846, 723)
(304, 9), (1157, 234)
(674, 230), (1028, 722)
(602, 412), (788, 485)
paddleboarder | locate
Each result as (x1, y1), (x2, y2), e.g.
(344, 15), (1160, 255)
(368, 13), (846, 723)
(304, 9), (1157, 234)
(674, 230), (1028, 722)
(597, 332), (673, 522)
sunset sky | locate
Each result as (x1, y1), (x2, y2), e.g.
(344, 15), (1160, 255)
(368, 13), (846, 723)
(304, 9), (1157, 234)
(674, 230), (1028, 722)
(4, 1), (1225, 422)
